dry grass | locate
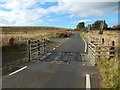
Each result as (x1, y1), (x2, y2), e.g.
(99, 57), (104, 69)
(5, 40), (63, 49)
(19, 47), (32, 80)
(2, 27), (67, 46)
(80, 30), (120, 89)
(88, 30), (119, 47)
(96, 57), (119, 89)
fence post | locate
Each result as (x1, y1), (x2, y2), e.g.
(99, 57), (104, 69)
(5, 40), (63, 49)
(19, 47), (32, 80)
(102, 38), (104, 45)
(9, 38), (14, 47)
(28, 40), (31, 62)
(38, 40), (40, 56)
(98, 47), (101, 59)
(109, 41), (115, 58)
(94, 46), (96, 62)
(43, 39), (46, 54)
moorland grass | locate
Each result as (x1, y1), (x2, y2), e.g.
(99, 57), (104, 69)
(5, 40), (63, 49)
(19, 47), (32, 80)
(80, 30), (119, 89)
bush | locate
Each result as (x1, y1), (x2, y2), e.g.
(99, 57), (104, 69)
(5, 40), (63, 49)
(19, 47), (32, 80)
(56, 32), (71, 38)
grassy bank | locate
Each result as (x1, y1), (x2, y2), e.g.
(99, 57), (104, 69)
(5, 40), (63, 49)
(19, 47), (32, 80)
(2, 43), (28, 75)
(96, 57), (119, 89)
(80, 30), (120, 89)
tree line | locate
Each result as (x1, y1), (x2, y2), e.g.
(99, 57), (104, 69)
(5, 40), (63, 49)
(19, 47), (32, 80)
(76, 20), (120, 30)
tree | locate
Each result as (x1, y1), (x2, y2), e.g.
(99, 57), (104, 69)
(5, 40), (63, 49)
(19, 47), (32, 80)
(76, 22), (85, 30)
(92, 20), (108, 30)
(113, 25), (120, 30)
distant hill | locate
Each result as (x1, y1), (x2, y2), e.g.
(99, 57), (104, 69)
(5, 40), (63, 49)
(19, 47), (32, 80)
(2, 26), (68, 33)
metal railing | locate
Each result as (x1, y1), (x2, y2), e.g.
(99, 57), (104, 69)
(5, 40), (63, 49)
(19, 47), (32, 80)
(88, 42), (96, 65)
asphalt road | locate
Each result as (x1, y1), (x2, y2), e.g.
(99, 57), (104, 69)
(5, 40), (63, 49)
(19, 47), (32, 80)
(51, 32), (85, 53)
(2, 32), (100, 89)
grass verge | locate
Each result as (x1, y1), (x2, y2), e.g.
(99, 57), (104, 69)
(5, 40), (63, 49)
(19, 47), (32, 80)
(80, 31), (88, 42)
(96, 57), (119, 89)
(80, 30), (120, 89)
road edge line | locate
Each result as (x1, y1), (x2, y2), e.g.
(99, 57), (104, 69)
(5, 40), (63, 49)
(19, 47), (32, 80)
(86, 74), (91, 90)
(9, 66), (27, 76)
(53, 48), (56, 50)
(81, 36), (87, 52)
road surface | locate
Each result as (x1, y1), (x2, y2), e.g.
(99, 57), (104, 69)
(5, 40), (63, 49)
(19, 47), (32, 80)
(2, 32), (100, 89)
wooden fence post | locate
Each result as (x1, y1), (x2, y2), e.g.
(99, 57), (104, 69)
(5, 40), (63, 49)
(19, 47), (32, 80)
(102, 38), (104, 45)
(43, 39), (45, 54)
(109, 41), (115, 59)
(38, 40), (40, 56)
(9, 38), (14, 47)
(28, 40), (31, 62)
(27, 39), (47, 61)
(98, 47), (101, 59)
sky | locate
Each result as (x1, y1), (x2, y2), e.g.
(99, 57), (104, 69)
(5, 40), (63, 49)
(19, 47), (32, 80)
(0, 0), (119, 28)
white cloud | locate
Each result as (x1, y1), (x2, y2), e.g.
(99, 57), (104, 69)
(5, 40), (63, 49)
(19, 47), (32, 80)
(58, 0), (119, 2)
(0, 0), (47, 25)
(74, 19), (94, 24)
(47, 2), (118, 17)
(73, 19), (95, 24)
(0, 0), (118, 26)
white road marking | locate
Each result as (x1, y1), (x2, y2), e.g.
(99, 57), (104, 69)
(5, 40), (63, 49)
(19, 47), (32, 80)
(67, 62), (70, 64)
(86, 74), (91, 90)
(47, 53), (51, 56)
(56, 45), (58, 47)
(40, 53), (51, 60)
(53, 48), (55, 50)
(9, 66), (27, 76)
(82, 38), (87, 52)
(83, 62), (85, 66)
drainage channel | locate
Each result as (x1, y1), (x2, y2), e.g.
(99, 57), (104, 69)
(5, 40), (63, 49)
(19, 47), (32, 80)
(41, 52), (83, 64)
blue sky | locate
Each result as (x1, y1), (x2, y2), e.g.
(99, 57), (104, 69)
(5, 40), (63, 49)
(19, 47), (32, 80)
(0, 0), (119, 28)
